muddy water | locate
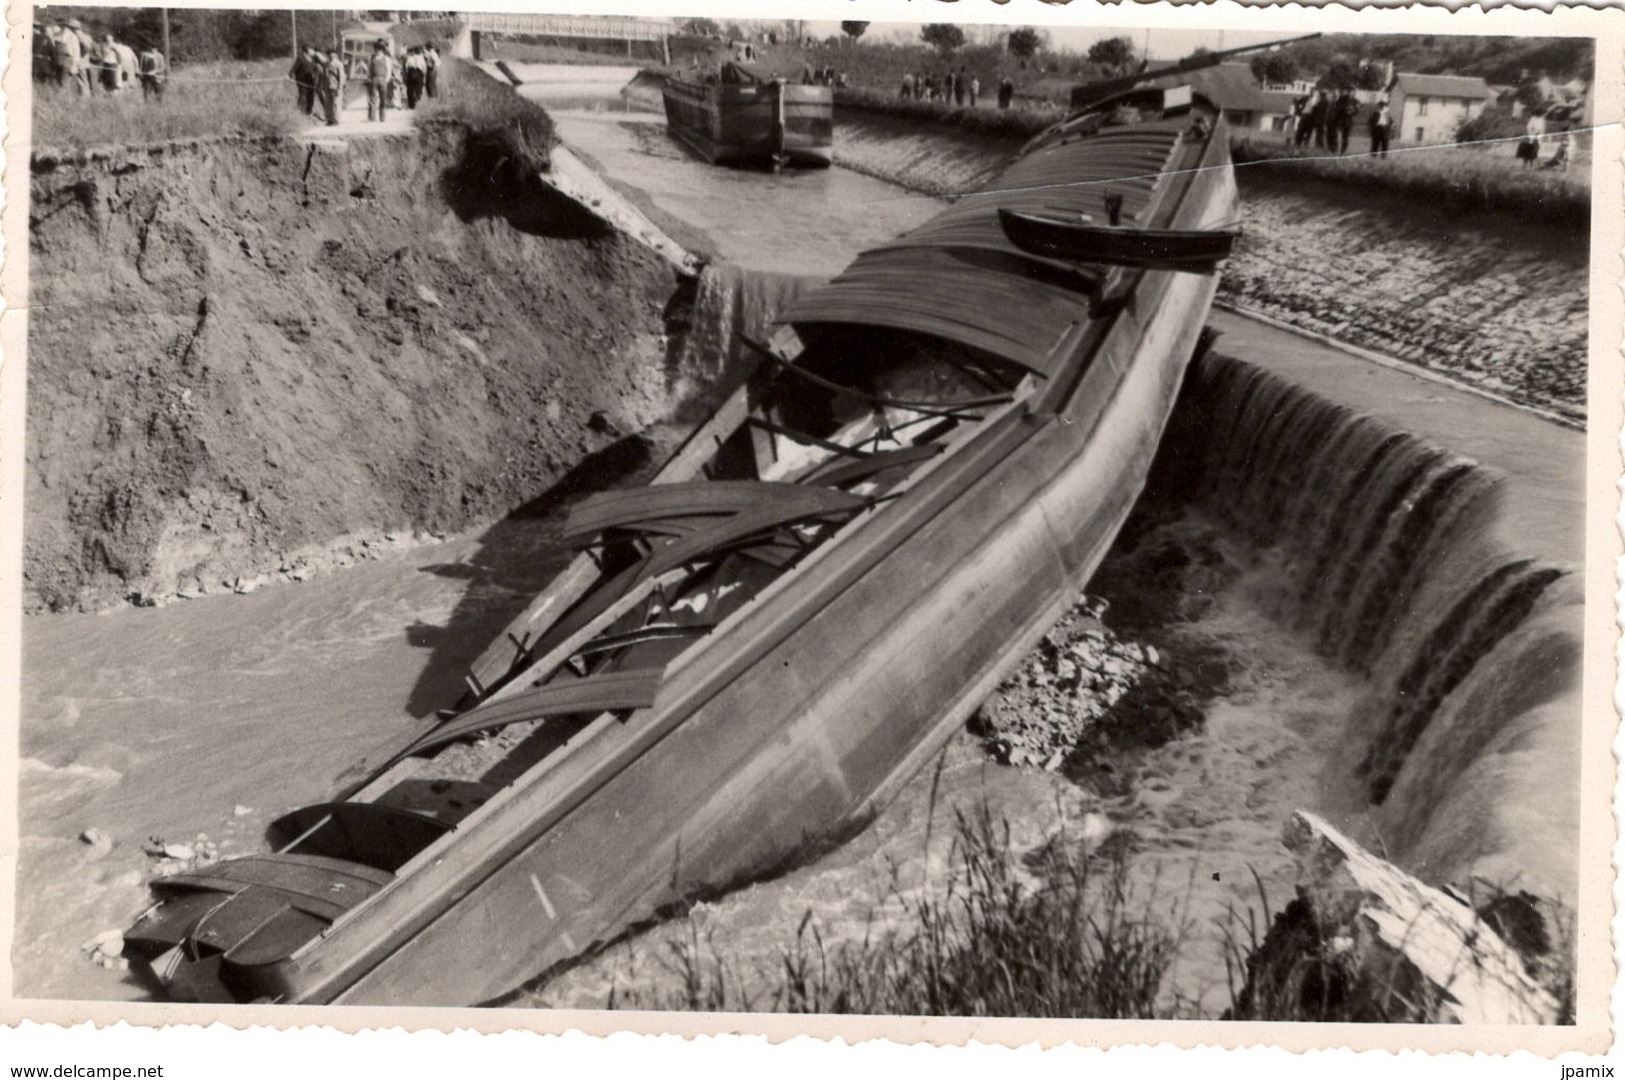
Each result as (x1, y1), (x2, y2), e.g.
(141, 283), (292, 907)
(512, 68), (944, 277)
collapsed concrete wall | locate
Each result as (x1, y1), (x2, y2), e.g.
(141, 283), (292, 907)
(26, 128), (688, 612)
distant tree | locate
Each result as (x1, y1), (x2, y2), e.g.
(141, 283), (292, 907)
(1319, 59), (1361, 91)
(682, 17), (720, 36)
(1086, 36), (1135, 73)
(840, 21), (869, 46)
(1355, 60), (1389, 91)
(722, 21), (745, 42)
(1006, 26), (1043, 60)
(1182, 45), (1214, 63)
(1318, 56), (1390, 92)
(1249, 53), (1299, 87)
(921, 23), (966, 54)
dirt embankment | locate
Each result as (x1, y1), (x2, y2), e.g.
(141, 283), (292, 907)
(27, 127), (688, 613)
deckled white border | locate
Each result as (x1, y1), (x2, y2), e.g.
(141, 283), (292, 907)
(0, 0), (1620, 1072)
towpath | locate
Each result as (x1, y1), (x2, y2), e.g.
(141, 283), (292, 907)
(296, 91), (415, 138)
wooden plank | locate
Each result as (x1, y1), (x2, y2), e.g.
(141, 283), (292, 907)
(563, 481), (865, 543)
(651, 384), (751, 486)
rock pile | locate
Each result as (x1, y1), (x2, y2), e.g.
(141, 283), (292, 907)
(975, 597), (1207, 771)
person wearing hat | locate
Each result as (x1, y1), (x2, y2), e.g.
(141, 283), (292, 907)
(366, 38), (397, 122)
(53, 18), (91, 94)
(289, 45), (319, 116)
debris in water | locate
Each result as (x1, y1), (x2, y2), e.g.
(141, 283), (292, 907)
(78, 828), (113, 855)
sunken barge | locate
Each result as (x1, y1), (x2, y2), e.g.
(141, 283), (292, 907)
(125, 78), (1240, 1005)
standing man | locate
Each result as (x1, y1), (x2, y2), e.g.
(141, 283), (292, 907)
(289, 45), (316, 115)
(93, 35), (121, 93)
(1308, 88), (1331, 149)
(137, 41), (167, 101)
(402, 46), (426, 110)
(969, 74), (980, 107)
(998, 74), (1014, 110)
(952, 66), (966, 106)
(1368, 97), (1393, 159)
(366, 38), (395, 122)
(319, 49), (346, 125)
(48, 21), (82, 92)
(423, 43), (440, 99)
(69, 18), (95, 94)
(1331, 90), (1359, 154)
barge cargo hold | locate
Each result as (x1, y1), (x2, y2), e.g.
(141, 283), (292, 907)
(662, 62), (833, 169)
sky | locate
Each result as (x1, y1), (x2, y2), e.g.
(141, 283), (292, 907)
(793, 21), (1292, 61)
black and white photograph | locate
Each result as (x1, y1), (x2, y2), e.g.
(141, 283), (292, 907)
(5, 0), (1621, 1062)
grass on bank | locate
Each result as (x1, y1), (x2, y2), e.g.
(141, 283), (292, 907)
(1231, 136), (1589, 231)
(600, 803), (1576, 1023)
(31, 58), (303, 154)
(413, 57), (557, 173)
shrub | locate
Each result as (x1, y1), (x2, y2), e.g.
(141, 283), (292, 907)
(414, 56), (556, 174)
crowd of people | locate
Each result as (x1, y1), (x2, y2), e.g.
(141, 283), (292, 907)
(1288, 89), (1367, 154)
(33, 17), (168, 100)
(290, 39), (441, 126)
(800, 63), (848, 89)
(33, 16), (444, 128)
(896, 66), (1008, 109)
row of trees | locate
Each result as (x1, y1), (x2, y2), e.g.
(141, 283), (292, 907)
(37, 6), (361, 63)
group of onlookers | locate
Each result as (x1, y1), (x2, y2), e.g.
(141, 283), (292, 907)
(291, 39), (440, 126)
(1289, 89), (1365, 154)
(800, 63), (847, 88)
(1516, 107), (1577, 171)
(288, 45), (349, 126)
(34, 18), (168, 100)
(898, 67), (1002, 108)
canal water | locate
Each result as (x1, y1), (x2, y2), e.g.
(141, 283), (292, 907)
(14, 65), (1582, 1011)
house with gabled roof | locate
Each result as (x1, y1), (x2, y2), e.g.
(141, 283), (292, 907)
(1150, 62), (1300, 134)
(1387, 72), (1495, 143)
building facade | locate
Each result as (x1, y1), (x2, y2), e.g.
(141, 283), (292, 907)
(1388, 72), (1494, 143)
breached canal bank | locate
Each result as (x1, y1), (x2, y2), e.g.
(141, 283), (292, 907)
(18, 74), (1588, 1014)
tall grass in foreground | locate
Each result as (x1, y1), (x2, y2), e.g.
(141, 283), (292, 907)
(609, 808), (1184, 1016)
(414, 57), (557, 173)
(1232, 136), (1589, 231)
(31, 59), (303, 154)
(601, 804), (1576, 1022)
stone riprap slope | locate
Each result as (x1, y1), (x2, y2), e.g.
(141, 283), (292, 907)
(1220, 175), (1589, 423)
